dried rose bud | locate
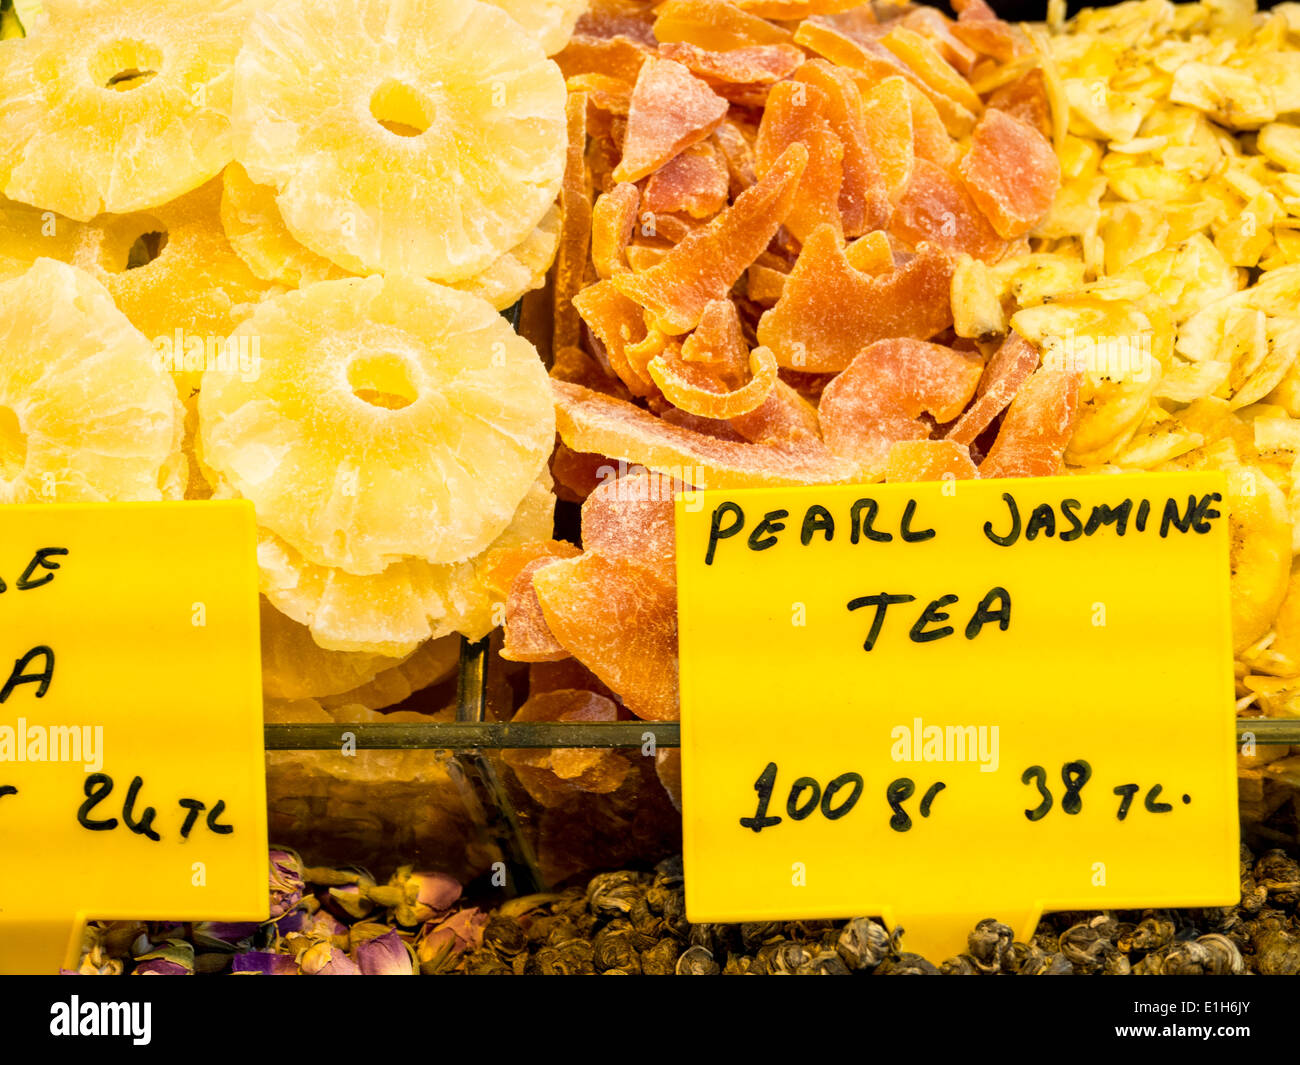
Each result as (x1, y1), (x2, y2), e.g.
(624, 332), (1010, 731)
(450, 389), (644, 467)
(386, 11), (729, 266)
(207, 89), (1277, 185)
(231, 951), (299, 975)
(298, 941), (361, 975)
(354, 930), (416, 976)
(268, 849), (305, 919)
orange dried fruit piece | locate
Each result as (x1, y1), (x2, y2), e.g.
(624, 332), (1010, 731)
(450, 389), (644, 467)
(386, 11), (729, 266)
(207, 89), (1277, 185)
(794, 17), (913, 83)
(480, 539), (578, 602)
(642, 141), (730, 220)
(818, 338), (984, 473)
(572, 278), (656, 396)
(947, 332), (1040, 447)
(551, 345), (633, 401)
(979, 368), (1082, 479)
(504, 689), (631, 798)
(502, 546), (583, 663)
(681, 298), (749, 378)
(880, 26), (983, 117)
(793, 60), (891, 237)
(592, 183), (641, 279)
(533, 552), (680, 721)
(581, 468), (678, 570)
(729, 380), (823, 446)
(567, 72), (633, 114)
(612, 57), (729, 183)
(892, 157), (1005, 263)
(713, 119), (758, 195)
(553, 379), (862, 487)
(756, 81), (845, 243)
(757, 224), (955, 372)
(551, 443), (616, 503)
(951, 0), (1026, 64)
(959, 107), (1060, 241)
(658, 40), (804, 87)
(986, 67), (1052, 140)
(554, 92), (592, 354)
(653, 0), (792, 51)
(899, 6), (978, 75)
(901, 81), (960, 169)
(859, 76), (915, 203)
(746, 263), (787, 304)
(885, 439), (979, 483)
(555, 34), (652, 84)
(845, 230), (894, 274)
(649, 345), (780, 419)
(612, 141), (807, 334)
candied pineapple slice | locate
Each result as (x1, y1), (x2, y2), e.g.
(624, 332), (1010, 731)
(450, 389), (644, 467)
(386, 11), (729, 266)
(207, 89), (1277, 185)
(0, 259), (182, 503)
(483, 0), (589, 55)
(232, 0), (567, 282)
(200, 274), (555, 574)
(0, 0), (256, 220)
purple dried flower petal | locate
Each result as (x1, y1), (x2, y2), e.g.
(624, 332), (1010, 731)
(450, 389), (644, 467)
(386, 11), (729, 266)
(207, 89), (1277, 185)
(355, 930), (415, 976)
(232, 951), (299, 976)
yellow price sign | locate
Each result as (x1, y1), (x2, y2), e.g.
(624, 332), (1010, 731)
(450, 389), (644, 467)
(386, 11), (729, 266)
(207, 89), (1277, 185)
(676, 472), (1238, 962)
(0, 502), (267, 974)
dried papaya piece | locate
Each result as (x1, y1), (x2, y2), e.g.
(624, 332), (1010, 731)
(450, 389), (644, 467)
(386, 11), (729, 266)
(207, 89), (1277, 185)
(572, 278), (656, 396)
(729, 379), (823, 446)
(712, 119), (758, 196)
(582, 469), (677, 570)
(642, 141), (730, 220)
(793, 60), (892, 237)
(502, 545), (584, 663)
(951, 0), (1027, 64)
(899, 6), (978, 76)
(892, 157), (1006, 263)
(885, 439), (980, 483)
(592, 183), (641, 279)
(568, 73), (633, 115)
(880, 26), (983, 117)
(503, 689), (631, 799)
(795, 17), (918, 84)
(746, 263), (787, 304)
(575, 0), (658, 44)
(844, 229), (894, 274)
(735, 0), (866, 15)
(680, 298), (748, 379)
(979, 368), (1082, 479)
(986, 67), (1052, 141)
(959, 107), (1060, 240)
(755, 81), (844, 243)
(553, 378), (862, 487)
(551, 443), (615, 504)
(554, 93), (592, 354)
(612, 58), (729, 183)
(481, 540), (579, 602)
(554, 34), (651, 84)
(658, 40), (804, 87)
(533, 552), (680, 721)
(859, 76), (915, 202)
(757, 224), (955, 372)
(649, 345), (779, 419)
(946, 332), (1040, 446)
(653, 0), (792, 51)
(818, 338), (984, 473)
(901, 81), (959, 169)
(625, 244), (670, 271)
(612, 142), (808, 334)
(552, 345), (633, 400)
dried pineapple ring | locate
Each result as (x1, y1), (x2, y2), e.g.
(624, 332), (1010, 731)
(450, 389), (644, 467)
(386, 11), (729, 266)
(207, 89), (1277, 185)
(71, 179), (277, 398)
(232, 0), (567, 282)
(450, 204), (561, 312)
(258, 473), (556, 658)
(0, 259), (182, 503)
(318, 635), (461, 712)
(200, 274), (555, 574)
(0, 0), (255, 220)
(220, 162), (350, 287)
(0, 197), (88, 281)
(260, 596), (399, 702)
(483, 0), (588, 56)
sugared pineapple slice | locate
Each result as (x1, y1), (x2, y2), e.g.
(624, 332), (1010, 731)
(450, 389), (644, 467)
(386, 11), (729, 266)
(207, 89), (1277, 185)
(0, 259), (183, 502)
(257, 472), (556, 657)
(199, 273), (555, 574)
(232, 0), (567, 282)
(483, 0), (589, 55)
(0, 0), (257, 220)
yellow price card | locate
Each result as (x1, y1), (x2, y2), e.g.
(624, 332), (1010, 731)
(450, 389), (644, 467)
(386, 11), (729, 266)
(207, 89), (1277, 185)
(0, 502), (266, 974)
(676, 472), (1238, 962)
